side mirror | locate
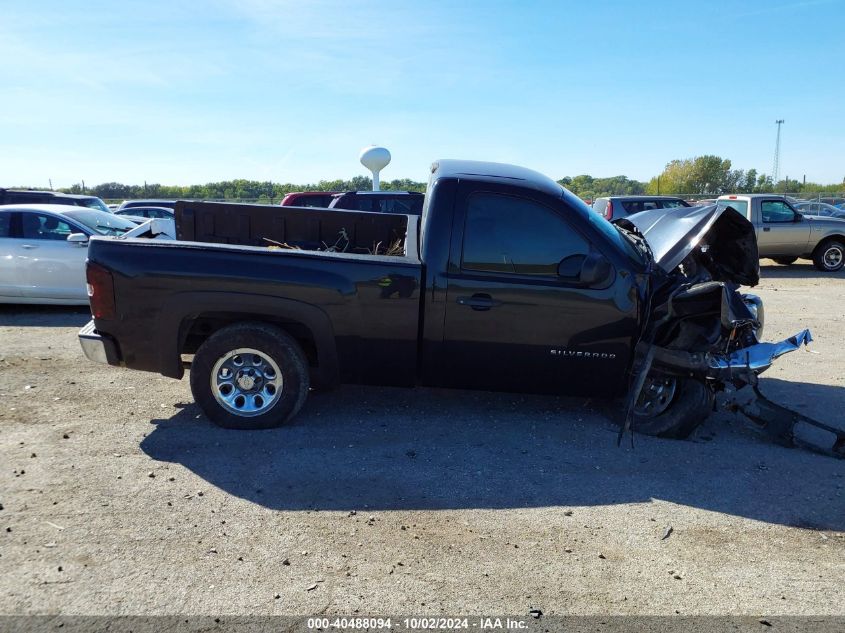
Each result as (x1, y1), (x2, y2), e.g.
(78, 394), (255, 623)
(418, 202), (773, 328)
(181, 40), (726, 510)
(67, 233), (89, 244)
(578, 252), (613, 287)
(793, 213), (803, 222)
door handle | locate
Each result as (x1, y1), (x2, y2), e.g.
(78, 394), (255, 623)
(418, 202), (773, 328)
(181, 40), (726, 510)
(20, 244), (39, 249)
(456, 294), (501, 311)
(763, 227), (771, 232)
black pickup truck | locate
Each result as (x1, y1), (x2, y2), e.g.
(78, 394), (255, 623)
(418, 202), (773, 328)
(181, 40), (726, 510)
(79, 160), (811, 437)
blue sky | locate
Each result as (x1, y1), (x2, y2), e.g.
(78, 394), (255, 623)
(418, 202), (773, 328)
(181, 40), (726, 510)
(1, 0), (843, 188)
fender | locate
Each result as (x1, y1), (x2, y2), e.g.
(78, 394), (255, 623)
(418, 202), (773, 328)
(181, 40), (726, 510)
(155, 291), (339, 386)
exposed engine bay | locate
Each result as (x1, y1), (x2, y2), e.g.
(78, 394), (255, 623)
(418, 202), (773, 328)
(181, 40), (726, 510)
(616, 204), (843, 458)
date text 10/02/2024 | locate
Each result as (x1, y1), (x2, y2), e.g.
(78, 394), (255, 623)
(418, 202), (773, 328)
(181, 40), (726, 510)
(306, 617), (532, 630)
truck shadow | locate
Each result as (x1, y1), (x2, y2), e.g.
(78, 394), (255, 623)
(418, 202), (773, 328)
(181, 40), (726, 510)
(0, 305), (90, 328)
(140, 380), (845, 530)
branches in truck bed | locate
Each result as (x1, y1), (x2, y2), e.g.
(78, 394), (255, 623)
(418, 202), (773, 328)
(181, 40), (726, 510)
(262, 230), (404, 257)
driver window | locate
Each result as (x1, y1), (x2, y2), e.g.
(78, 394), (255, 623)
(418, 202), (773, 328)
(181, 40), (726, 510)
(761, 200), (796, 223)
(462, 192), (589, 277)
(21, 213), (74, 240)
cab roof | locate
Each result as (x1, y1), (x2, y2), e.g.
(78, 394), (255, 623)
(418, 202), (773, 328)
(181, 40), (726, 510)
(430, 159), (563, 198)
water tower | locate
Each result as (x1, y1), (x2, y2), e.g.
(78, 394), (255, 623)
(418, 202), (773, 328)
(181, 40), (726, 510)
(359, 146), (391, 191)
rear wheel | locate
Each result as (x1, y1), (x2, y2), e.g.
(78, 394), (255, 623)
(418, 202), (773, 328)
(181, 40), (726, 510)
(631, 375), (713, 439)
(772, 257), (797, 266)
(812, 240), (845, 272)
(190, 323), (310, 429)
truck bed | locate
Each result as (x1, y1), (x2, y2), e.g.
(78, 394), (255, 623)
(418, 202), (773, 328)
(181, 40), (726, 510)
(175, 200), (413, 256)
(87, 221), (423, 388)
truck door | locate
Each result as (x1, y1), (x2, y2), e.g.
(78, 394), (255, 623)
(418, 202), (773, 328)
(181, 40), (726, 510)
(440, 184), (636, 397)
(757, 199), (810, 256)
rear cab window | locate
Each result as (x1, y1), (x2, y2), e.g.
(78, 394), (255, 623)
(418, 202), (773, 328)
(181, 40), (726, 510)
(716, 199), (750, 220)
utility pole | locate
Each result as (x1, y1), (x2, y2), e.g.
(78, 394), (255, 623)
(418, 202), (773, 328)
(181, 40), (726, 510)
(772, 119), (784, 185)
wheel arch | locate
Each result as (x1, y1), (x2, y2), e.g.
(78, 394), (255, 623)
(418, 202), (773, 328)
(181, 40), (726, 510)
(155, 292), (339, 388)
(813, 234), (845, 251)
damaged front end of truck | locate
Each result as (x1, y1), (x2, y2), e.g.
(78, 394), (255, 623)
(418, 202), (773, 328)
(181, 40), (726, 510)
(616, 204), (844, 458)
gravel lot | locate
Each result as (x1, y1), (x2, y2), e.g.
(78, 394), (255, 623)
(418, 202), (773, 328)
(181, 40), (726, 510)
(1, 261), (843, 617)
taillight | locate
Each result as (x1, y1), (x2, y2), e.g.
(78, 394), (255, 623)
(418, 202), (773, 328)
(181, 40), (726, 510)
(604, 200), (613, 220)
(86, 262), (116, 319)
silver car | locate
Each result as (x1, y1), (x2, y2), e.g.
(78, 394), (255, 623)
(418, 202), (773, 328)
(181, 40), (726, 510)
(794, 201), (845, 219)
(0, 204), (136, 305)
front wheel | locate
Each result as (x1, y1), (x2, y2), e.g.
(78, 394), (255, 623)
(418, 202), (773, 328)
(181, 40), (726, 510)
(631, 376), (713, 439)
(190, 323), (310, 429)
(812, 240), (845, 272)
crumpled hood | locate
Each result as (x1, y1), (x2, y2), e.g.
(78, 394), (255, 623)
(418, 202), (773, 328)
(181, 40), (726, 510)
(618, 204), (760, 286)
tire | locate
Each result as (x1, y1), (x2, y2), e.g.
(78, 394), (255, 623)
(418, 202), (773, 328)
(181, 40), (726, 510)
(772, 257), (797, 266)
(190, 322), (310, 430)
(812, 240), (845, 272)
(631, 377), (713, 439)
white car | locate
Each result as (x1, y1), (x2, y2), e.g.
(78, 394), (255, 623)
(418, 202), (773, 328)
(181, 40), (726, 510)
(0, 204), (137, 305)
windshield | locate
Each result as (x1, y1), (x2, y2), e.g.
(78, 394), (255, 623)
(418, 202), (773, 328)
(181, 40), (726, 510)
(62, 209), (137, 236)
(562, 188), (645, 265)
(77, 197), (111, 213)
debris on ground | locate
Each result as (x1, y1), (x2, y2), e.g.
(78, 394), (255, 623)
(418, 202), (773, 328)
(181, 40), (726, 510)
(729, 386), (845, 460)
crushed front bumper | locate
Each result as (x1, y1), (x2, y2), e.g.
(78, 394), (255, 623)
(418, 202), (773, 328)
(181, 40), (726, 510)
(647, 328), (843, 458)
(79, 320), (121, 366)
(707, 329), (812, 378)
(648, 329), (812, 381)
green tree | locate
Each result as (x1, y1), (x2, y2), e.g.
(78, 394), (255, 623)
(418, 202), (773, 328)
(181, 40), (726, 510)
(557, 174), (644, 198)
(741, 169), (758, 193)
(646, 155), (745, 195)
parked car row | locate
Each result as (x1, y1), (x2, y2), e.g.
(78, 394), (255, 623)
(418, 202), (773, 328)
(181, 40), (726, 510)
(281, 190), (425, 215)
(0, 188), (111, 213)
(3, 178), (844, 307)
